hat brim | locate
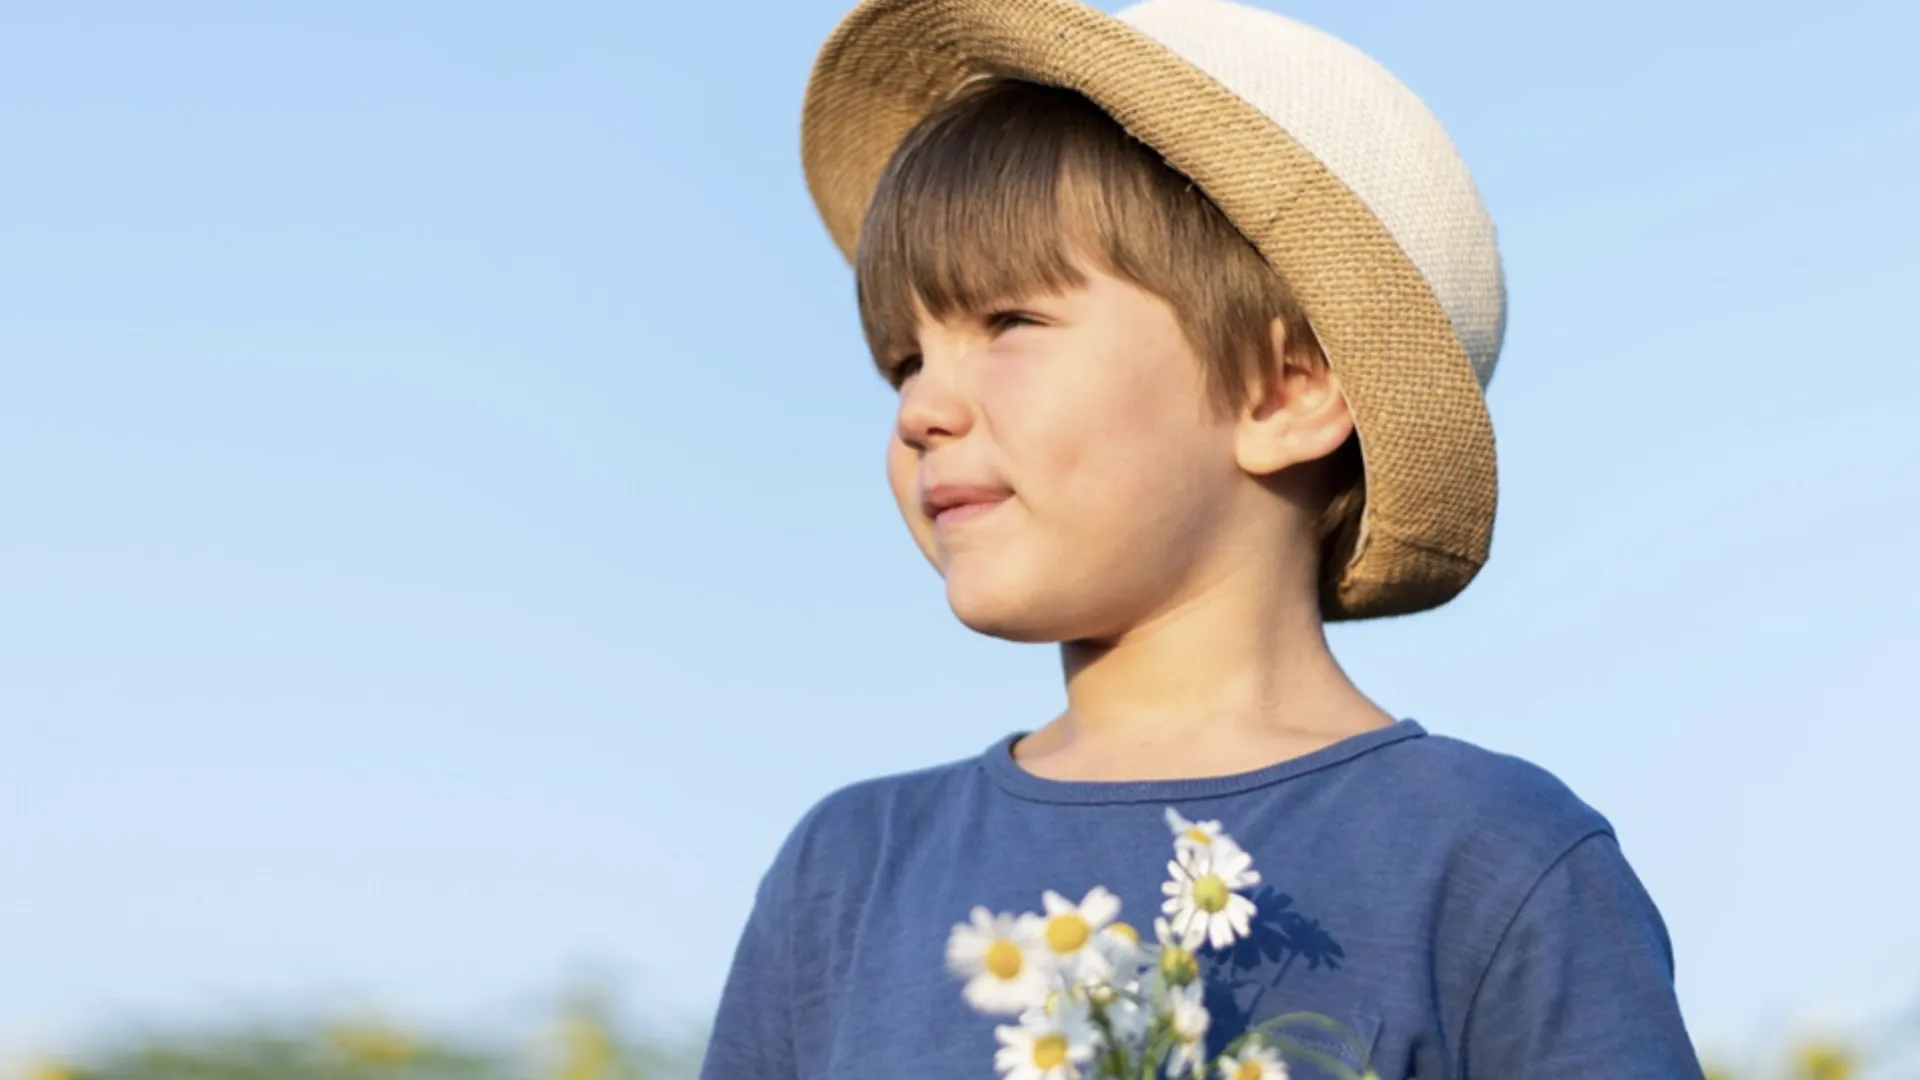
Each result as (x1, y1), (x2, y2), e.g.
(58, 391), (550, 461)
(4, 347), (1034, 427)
(800, 0), (1497, 620)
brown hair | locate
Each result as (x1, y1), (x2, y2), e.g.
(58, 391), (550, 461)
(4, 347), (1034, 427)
(854, 78), (1364, 588)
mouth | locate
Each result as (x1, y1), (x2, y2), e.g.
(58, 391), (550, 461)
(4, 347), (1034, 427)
(921, 483), (1013, 531)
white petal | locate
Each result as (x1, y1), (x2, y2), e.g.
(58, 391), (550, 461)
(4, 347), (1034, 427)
(1166, 905), (1189, 938)
(1012, 912), (1050, 945)
(1079, 886), (1121, 926)
(948, 928), (990, 972)
(1216, 846), (1254, 877)
(1174, 906), (1202, 943)
(1042, 890), (1073, 916)
(1209, 912), (1236, 950)
(1226, 896), (1255, 938)
(1180, 918), (1207, 950)
(967, 970), (1048, 1015)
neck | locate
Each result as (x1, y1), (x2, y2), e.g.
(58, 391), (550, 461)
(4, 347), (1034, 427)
(1017, 556), (1395, 782)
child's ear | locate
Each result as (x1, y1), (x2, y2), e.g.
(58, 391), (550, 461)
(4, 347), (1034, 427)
(1233, 316), (1356, 478)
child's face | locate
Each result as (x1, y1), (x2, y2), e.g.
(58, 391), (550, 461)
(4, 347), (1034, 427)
(886, 255), (1260, 643)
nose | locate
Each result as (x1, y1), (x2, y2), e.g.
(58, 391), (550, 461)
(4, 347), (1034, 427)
(894, 346), (974, 452)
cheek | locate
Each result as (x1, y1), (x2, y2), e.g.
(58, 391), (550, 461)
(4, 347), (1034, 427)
(886, 433), (938, 563)
(996, 358), (1210, 497)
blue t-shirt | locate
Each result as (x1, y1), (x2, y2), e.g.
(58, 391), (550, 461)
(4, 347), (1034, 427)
(699, 721), (1703, 1080)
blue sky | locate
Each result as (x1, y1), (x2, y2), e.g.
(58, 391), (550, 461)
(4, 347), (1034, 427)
(2, 0), (1916, 1068)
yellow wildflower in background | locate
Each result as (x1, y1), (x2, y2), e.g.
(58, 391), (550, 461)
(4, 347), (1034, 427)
(1792, 1040), (1856, 1080)
(324, 1019), (418, 1065)
(554, 1009), (618, 1080)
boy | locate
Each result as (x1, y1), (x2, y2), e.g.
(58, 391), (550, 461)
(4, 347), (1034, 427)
(701, 0), (1705, 1077)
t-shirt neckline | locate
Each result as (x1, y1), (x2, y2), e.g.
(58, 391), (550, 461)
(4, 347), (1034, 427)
(981, 719), (1428, 805)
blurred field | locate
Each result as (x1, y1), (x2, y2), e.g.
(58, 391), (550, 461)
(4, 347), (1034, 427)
(10, 989), (1915, 1080)
(7, 988), (704, 1080)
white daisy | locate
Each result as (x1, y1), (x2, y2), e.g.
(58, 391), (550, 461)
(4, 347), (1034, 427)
(1161, 843), (1261, 950)
(1164, 807), (1228, 856)
(994, 996), (1101, 1080)
(1164, 981), (1211, 1078)
(948, 906), (1054, 1015)
(1147, 915), (1203, 998)
(1216, 1043), (1290, 1080)
(1040, 887), (1122, 983)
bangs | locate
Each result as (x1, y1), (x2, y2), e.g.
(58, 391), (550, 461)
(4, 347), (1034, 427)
(854, 80), (1121, 374)
(851, 78), (1321, 418)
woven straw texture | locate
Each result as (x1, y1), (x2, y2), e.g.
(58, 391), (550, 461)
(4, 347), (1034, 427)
(801, 0), (1501, 619)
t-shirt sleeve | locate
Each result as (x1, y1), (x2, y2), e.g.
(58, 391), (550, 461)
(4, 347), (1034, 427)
(1462, 832), (1706, 1080)
(698, 848), (800, 1080)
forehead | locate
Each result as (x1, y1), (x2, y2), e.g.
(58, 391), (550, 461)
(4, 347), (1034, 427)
(852, 83), (1146, 361)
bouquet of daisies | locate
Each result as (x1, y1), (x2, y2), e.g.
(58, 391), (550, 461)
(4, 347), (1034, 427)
(946, 809), (1378, 1080)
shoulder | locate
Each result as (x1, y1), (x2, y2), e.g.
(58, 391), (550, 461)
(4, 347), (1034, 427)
(1363, 727), (1615, 865)
(798, 747), (986, 838)
(1348, 730), (1665, 1044)
(762, 746), (991, 897)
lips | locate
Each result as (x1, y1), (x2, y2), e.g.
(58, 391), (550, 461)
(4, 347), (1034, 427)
(920, 482), (1013, 529)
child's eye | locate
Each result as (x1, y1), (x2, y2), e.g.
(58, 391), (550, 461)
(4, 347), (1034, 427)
(985, 310), (1040, 333)
(886, 353), (922, 389)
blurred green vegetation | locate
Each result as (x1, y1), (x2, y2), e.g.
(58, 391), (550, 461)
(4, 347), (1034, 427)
(10, 991), (1911, 1080)
(9, 1030), (1880, 1080)
(7, 989), (704, 1080)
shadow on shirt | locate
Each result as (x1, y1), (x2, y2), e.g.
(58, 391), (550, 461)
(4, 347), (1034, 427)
(1200, 885), (1359, 1074)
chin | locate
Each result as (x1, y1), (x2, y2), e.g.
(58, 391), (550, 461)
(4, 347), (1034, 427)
(943, 564), (1106, 644)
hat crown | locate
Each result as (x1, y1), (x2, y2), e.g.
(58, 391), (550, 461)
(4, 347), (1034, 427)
(1117, 0), (1506, 388)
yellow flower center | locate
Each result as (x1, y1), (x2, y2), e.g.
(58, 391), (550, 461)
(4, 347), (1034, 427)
(1236, 1061), (1266, 1080)
(1185, 827), (1213, 845)
(1159, 946), (1198, 986)
(1046, 913), (1091, 954)
(986, 940), (1024, 980)
(1192, 874), (1230, 914)
(1107, 921), (1139, 946)
(1032, 1034), (1068, 1071)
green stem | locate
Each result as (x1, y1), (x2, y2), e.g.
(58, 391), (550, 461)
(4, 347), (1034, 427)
(1231, 1011), (1370, 1064)
(1089, 1002), (1130, 1080)
(1137, 1027), (1175, 1080)
(1212, 1031), (1368, 1080)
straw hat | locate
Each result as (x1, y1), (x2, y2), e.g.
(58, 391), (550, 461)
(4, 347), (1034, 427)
(800, 0), (1506, 619)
